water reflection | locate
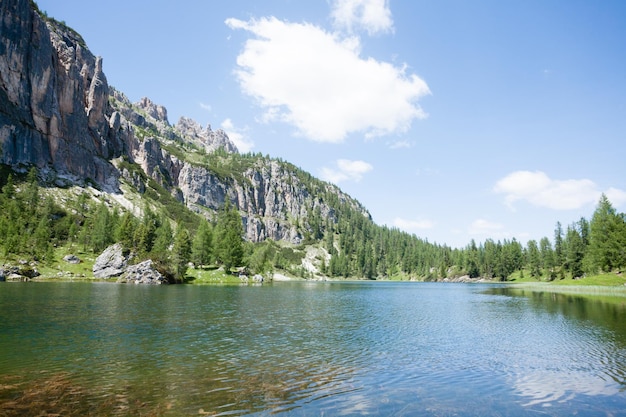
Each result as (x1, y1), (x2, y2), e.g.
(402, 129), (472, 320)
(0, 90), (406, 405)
(488, 286), (626, 408)
(2, 282), (626, 416)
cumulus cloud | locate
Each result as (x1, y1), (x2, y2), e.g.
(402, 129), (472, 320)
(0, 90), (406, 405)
(320, 159), (373, 183)
(330, 0), (394, 35)
(225, 17), (430, 143)
(392, 217), (434, 231)
(494, 170), (626, 210)
(220, 118), (254, 153)
(468, 219), (505, 236)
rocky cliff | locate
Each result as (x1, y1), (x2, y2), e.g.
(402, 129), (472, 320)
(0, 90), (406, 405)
(0, 0), (125, 188)
(0, 0), (371, 243)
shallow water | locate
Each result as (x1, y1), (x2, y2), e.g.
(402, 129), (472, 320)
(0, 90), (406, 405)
(1, 281), (626, 416)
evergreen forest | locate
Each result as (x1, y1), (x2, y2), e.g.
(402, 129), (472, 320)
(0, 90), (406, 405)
(2, 164), (625, 283)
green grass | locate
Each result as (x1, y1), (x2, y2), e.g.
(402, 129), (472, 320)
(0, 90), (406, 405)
(186, 266), (242, 284)
(506, 272), (626, 302)
(553, 273), (626, 286)
(507, 269), (626, 287)
(31, 244), (98, 280)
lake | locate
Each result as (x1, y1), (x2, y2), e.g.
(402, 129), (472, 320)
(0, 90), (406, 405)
(1, 281), (626, 416)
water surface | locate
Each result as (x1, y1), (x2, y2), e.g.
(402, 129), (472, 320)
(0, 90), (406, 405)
(1, 281), (626, 416)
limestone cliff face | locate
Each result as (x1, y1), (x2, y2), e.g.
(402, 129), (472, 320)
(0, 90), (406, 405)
(176, 117), (238, 154)
(0, 0), (126, 187)
(0, 0), (372, 244)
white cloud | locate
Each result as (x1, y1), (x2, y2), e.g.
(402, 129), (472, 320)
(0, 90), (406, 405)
(320, 159), (373, 183)
(493, 170), (626, 210)
(330, 0), (394, 35)
(225, 17), (430, 143)
(392, 217), (434, 231)
(468, 219), (505, 236)
(220, 118), (254, 153)
(199, 102), (212, 112)
(606, 187), (626, 207)
(388, 139), (414, 149)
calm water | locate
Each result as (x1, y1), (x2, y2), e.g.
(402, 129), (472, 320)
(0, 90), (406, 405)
(1, 281), (626, 416)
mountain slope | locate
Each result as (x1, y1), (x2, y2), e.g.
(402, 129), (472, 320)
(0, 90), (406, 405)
(0, 0), (370, 246)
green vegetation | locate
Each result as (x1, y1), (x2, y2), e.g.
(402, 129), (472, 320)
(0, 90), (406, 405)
(1, 161), (625, 286)
(0, 167), (241, 282)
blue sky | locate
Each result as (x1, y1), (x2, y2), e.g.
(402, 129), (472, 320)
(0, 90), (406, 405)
(37, 0), (626, 248)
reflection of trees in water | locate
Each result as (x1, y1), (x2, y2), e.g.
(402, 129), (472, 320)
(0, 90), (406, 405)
(488, 287), (626, 389)
(488, 287), (626, 336)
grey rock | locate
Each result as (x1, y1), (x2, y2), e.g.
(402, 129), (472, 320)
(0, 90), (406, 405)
(63, 254), (81, 264)
(93, 243), (127, 279)
(175, 117), (238, 154)
(7, 273), (28, 282)
(117, 259), (168, 285)
(0, 0), (126, 187)
(136, 97), (168, 124)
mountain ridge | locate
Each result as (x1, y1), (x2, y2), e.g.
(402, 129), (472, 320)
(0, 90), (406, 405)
(0, 0), (371, 246)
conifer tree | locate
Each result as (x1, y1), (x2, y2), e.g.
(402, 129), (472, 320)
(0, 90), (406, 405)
(527, 239), (541, 278)
(191, 220), (213, 267)
(171, 224), (192, 281)
(214, 201), (244, 273)
(588, 194), (626, 272)
(152, 216), (173, 262)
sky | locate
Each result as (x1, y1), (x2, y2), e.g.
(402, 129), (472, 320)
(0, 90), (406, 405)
(36, 0), (626, 248)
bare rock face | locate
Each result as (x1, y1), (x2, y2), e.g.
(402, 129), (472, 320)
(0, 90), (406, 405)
(136, 97), (168, 124)
(176, 117), (238, 154)
(0, 0), (125, 187)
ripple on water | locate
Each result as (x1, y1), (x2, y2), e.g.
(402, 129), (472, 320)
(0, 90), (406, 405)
(2, 282), (626, 416)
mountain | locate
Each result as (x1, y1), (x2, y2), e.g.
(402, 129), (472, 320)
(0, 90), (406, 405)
(0, 0), (370, 246)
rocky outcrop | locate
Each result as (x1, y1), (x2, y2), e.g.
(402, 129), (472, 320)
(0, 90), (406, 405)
(136, 97), (168, 124)
(117, 260), (169, 285)
(0, 265), (40, 281)
(0, 0), (127, 188)
(92, 243), (128, 279)
(176, 117), (238, 153)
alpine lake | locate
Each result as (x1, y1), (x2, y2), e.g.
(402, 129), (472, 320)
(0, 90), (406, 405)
(1, 281), (626, 416)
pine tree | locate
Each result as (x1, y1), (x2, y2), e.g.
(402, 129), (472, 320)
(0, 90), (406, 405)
(152, 216), (173, 262)
(564, 224), (585, 278)
(539, 237), (556, 280)
(587, 194), (626, 272)
(116, 212), (137, 250)
(171, 225), (192, 281)
(92, 204), (113, 253)
(191, 220), (213, 267)
(214, 201), (244, 273)
(554, 221), (564, 268)
(526, 240), (541, 278)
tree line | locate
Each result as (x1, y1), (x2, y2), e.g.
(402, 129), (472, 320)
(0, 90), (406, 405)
(321, 193), (626, 281)
(1, 167), (625, 282)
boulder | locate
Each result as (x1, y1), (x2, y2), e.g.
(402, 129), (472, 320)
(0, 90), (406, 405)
(93, 243), (127, 279)
(63, 254), (81, 264)
(117, 260), (168, 285)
